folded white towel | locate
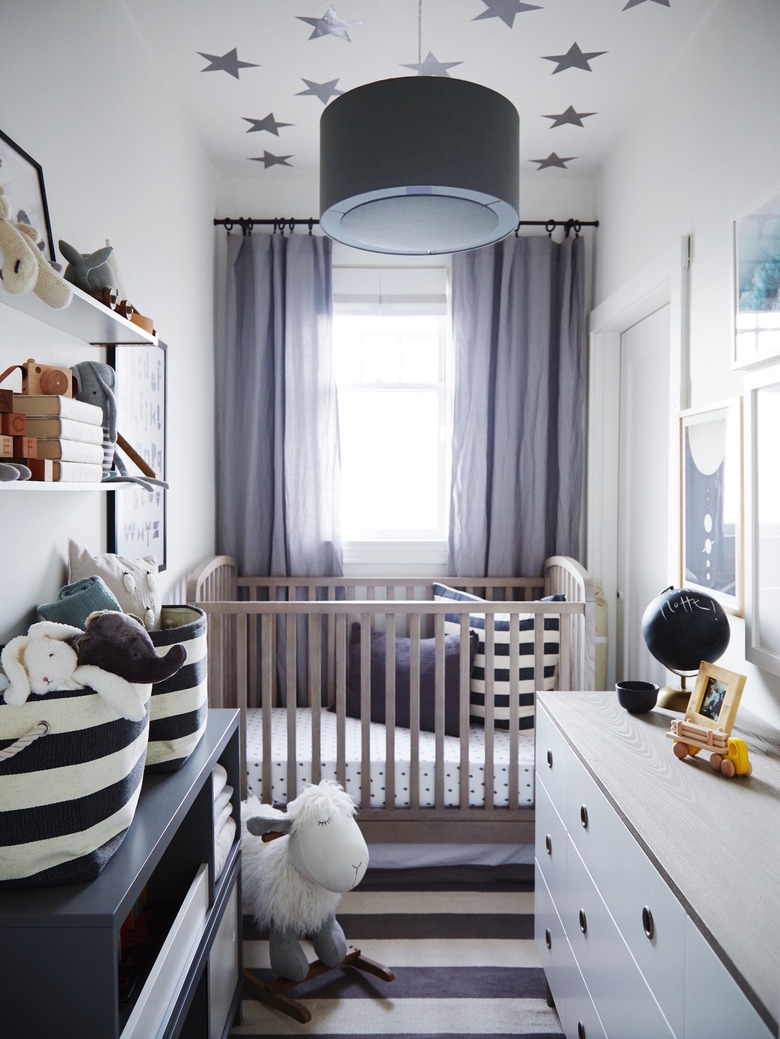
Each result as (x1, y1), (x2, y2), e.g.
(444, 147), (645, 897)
(212, 763), (228, 800)
(215, 815), (236, 880)
(215, 800), (232, 835)
(214, 784), (233, 821)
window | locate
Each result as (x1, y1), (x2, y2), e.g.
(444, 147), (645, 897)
(332, 267), (451, 545)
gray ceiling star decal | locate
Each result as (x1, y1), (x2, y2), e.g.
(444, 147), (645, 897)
(242, 114), (292, 136)
(400, 52), (463, 77)
(543, 105), (596, 128)
(295, 78), (343, 104)
(623, 0), (670, 8)
(197, 47), (258, 79)
(249, 151), (294, 169)
(530, 152), (576, 170)
(473, 0), (543, 28)
(542, 43), (607, 74)
(296, 6), (363, 42)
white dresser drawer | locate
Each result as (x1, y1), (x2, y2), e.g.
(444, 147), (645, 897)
(565, 840), (675, 1039)
(684, 919), (772, 1039)
(535, 779), (568, 899)
(536, 704), (569, 810)
(565, 748), (686, 1036)
(535, 862), (573, 1037)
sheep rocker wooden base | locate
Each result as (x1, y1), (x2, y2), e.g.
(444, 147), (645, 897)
(242, 781), (394, 1023)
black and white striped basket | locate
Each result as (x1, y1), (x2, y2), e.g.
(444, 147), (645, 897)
(146, 605), (208, 773)
(0, 687), (150, 889)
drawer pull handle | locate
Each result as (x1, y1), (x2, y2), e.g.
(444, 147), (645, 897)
(545, 834), (552, 856)
(578, 909), (588, 936)
(580, 804), (589, 829)
(546, 749), (553, 768)
(642, 906), (655, 941)
(577, 1022), (587, 1039)
(545, 927), (552, 950)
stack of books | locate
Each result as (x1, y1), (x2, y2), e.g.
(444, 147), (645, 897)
(10, 394), (105, 482)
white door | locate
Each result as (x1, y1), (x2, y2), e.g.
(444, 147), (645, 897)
(616, 304), (671, 685)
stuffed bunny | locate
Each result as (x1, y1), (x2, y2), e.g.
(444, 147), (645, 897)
(1, 620), (150, 722)
(59, 239), (116, 293)
(0, 186), (72, 308)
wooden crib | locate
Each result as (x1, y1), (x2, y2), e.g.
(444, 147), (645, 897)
(187, 556), (596, 847)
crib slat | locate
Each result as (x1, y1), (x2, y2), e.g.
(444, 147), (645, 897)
(335, 613), (347, 791)
(286, 614), (297, 803)
(459, 614), (470, 811)
(261, 614), (274, 804)
(508, 616), (520, 810)
(236, 613), (248, 799)
(434, 613), (445, 809)
(385, 614), (396, 815)
(409, 614), (421, 812)
(483, 617), (495, 811)
(310, 614), (322, 787)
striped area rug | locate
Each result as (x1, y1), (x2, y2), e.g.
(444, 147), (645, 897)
(233, 864), (564, 1038)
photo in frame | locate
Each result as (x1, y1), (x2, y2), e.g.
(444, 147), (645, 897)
(743, 361), (780, 675)
(733, 182), (780, 369)
(107, 341), (167, 570)
(685, 661), (746, 737)
(0, 129), (56, 263)
(680, 399), (743, 614)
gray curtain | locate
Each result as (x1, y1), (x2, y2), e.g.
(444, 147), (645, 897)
(217, 231), (342, 578)
(448, 234), (586, 577)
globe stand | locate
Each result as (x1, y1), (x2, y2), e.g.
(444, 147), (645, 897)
(657, 671), (693, 712)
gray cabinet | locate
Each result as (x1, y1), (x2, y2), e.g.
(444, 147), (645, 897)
(535, 692), (778, 1039)
(0, 709), (242, 1039)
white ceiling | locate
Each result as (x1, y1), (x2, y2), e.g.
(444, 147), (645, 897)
(122, 0), (718, 185)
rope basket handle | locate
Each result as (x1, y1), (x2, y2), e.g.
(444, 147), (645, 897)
(0, 720), (51, 762)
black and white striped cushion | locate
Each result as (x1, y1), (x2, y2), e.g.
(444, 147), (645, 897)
(433, 583), (562, 731)
(147, 605), (208, 772)
(0, 687), (150, 888)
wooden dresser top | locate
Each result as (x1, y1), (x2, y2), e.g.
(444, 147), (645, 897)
(538, 691), (780, 1035)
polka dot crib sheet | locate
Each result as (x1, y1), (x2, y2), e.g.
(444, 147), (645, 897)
(244, 707), (536, 809)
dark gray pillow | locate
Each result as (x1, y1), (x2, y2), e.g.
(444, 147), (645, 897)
(343, 623), (478, 737)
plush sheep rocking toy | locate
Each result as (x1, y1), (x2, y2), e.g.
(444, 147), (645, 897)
(242, 780), (393, 1020)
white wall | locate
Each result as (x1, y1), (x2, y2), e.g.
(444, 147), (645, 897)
(0, 0), (217, 640)
(593, 0), (780, 726)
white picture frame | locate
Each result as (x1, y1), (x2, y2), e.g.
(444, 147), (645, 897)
(743, 362), (780, 674)
(680, 399), (743, 615)
(733, 183), (780, 369)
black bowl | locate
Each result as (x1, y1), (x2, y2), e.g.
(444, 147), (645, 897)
(616, 680), (659, 714)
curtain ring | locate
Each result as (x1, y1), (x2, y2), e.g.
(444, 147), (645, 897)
(308, 218), (314, 235)
(224, 220), (234, 234)
(289, 218), (296, 234)
(514, 221), (520, 237)
(545, 219), (556, 237)
(246, 219), (254, 236)
(273, 218), (279, 234)
(573, 220), (582, 238)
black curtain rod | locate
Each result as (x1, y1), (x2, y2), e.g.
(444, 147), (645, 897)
(213, 216), (599, 238)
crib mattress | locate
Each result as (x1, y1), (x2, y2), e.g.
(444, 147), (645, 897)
(245, 707), (535, 809)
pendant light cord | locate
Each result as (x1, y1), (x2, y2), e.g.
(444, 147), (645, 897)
(418, 0), (422, 75)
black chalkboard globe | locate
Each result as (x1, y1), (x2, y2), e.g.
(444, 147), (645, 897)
(642, 586), (730, 673)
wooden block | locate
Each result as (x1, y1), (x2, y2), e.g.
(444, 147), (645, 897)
(0, 434), (12, 458)
(1, 413), (26, 436)
(0, 389), (13, 413)
(26, 457), (53, 481)
(12, 436), (37, 458)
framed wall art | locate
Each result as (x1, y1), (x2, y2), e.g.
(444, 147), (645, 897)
(680, 399), (743, 614)
(733, 183), (780, 369)
(743, 361), (780, 675)
(0, 129), (56, 263)
(107, 341), (167, 570)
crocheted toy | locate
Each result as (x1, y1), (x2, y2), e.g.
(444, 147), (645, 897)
(59, 239), (116, 294)
(0, 186), (71, 308)
(242, 781), (369, 981)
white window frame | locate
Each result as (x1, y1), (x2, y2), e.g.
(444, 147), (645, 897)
(332, 263), (452, 576)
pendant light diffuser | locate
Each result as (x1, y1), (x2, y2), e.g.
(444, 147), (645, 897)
(320, 77), (519, 255)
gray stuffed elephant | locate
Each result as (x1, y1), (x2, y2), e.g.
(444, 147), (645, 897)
(70, 610), (186, 685)
(71, 360), (167, 490)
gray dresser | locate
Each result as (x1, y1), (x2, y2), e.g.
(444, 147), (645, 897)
(535, 691), (779, 1039)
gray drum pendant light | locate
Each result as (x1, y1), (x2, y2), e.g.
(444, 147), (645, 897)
(319, 4), (519, 255)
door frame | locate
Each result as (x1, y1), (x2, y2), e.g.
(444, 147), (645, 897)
(587, 237), (691, 689)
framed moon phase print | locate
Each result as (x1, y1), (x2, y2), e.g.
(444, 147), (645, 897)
(107, 341), (167, 570)
(680, 399), (743, 615)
